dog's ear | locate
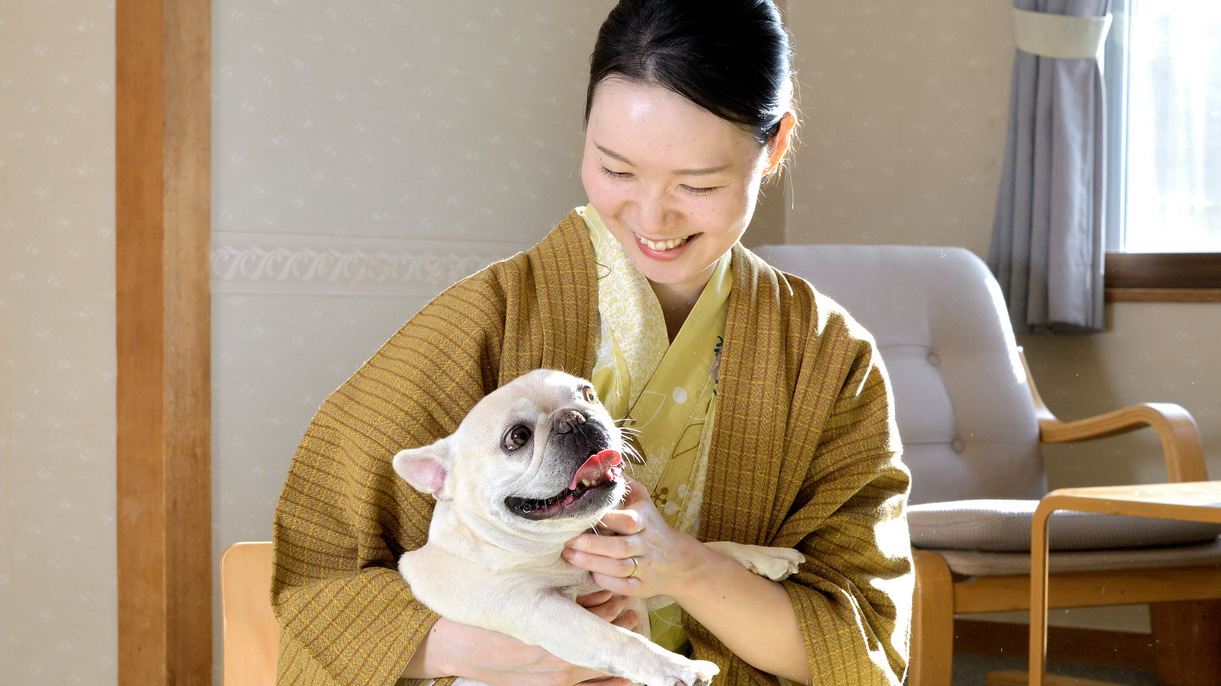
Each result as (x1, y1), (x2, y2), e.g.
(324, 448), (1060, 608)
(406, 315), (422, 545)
(392, 440), (455, 502)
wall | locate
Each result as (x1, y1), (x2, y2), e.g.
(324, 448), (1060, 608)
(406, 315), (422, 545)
(784, 1), (1011, 255)
(0, 1), (118, 682)
(209, 1), (633, 681)
(782, 0), (1221, 633)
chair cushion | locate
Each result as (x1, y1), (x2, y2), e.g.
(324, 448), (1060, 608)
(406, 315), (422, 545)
(931, 539), (1221, 576)
(909, 498), (1221, 551)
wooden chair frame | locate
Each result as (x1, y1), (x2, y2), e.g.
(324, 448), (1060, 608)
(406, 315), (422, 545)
(908, 350), (1220, 686)
(220, 542), (279, 686)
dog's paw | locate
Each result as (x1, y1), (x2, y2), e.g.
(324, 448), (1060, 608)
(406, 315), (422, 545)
(685, 659), (720, 686)
(748, 547), (805, 581)
(706, 541), (805, 581)
(680, 658), (720, 686)
(638, 655), (719, 686)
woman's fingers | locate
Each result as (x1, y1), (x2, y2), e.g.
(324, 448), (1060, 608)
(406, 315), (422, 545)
(610, 607), (640, 631)
(594, 505), (643, 535)
(592, 478), (651, 533)
(574, 589), (614, 608)
(568, 529), (637, 559)
(563, 534), (647, 589)
(621, 476), (648, 502)
(563, 550), (646, 598)
(575, 590), (626, 621)
(573, 590), (641, 631)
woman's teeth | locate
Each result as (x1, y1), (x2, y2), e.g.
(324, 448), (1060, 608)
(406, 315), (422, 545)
(639, 235), (689, 252)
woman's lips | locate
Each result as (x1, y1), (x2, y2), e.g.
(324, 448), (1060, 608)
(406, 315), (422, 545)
(639, 235), (689, 252)
(635, 232), (696, 260)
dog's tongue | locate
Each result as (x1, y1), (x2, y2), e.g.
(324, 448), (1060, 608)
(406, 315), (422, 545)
(569, 449), (622, 490)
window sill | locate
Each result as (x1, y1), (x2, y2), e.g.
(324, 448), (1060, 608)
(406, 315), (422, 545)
(1104, 252), (1221, 303)
(1106, 288), (1221, 303)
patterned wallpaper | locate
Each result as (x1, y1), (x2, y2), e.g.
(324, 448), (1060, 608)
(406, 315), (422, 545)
(212, 231), (525, 296)
(0, 0), (118, 682)
(783, 1), (1014, 255)
(211, 2), (615, 681)
(213, 0), (617, 242)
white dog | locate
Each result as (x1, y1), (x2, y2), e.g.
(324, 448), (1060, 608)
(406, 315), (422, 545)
(392, 369), (804, 686)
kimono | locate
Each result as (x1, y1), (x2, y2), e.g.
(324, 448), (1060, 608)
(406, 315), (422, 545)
(270, 209), (913, 685)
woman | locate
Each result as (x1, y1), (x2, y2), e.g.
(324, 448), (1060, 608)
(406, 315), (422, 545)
(271, 1), (913, 685)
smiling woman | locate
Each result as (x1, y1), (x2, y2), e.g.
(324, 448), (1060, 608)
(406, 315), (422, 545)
(579, 0), (798, 338)
(270, 2), (913, 685)
(581, 79), (793, 334)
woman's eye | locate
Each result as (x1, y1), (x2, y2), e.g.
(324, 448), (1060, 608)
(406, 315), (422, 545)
(599, 166), (633, 180)
(504, 426), (532, 451)
(582, 387), (598, 404)
(680, 184), (718, 196)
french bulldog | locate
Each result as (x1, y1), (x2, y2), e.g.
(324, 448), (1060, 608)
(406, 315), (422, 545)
(392, 369), (804, 686)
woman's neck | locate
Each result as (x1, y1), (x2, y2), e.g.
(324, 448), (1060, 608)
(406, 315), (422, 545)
(649, 279), (706, 343)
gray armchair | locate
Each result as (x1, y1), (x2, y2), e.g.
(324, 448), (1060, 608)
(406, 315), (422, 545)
(753, 244), (1221, 686)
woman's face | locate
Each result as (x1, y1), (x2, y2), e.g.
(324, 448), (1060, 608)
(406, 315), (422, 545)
(581, 78), (774, 299)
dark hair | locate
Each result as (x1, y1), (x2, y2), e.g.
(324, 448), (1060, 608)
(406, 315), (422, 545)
(585, 0), (795, 146)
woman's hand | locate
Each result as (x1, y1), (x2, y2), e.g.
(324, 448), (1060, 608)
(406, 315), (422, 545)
(575, 588), (640, 631)
(562, 478), (708, 602)
(402, 593), (636, 686)
(562, 477), (812, 684)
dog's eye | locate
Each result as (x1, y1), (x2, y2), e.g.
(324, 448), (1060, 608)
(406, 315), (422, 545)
(504, 425), (532, 451)
(581, 386), (598, 404)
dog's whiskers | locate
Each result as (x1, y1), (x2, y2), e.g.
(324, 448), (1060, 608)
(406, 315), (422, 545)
(617, 441), (644, 466)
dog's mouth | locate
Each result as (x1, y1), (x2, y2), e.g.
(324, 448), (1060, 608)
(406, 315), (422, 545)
(504, 449), (624, 521)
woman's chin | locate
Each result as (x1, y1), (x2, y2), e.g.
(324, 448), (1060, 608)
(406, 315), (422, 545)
(637, 261), (720, 301)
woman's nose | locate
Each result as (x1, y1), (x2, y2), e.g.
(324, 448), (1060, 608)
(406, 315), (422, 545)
(633, 188), (672, 234)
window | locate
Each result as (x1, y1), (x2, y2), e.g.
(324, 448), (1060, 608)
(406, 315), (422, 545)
(1104, 0), (1221, 299)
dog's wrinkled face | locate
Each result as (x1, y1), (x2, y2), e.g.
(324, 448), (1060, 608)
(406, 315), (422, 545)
(393, 370), (627, 538)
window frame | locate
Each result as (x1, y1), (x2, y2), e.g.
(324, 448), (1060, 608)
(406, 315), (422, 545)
(1102, 0), (1221, 302)
(1106, 253), (1221, 302)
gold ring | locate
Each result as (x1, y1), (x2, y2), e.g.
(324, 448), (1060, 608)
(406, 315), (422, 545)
(627, 556), (639, 579)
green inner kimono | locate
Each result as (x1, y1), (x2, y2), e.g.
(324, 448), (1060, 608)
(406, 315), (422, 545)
(581, 205), (730, 654)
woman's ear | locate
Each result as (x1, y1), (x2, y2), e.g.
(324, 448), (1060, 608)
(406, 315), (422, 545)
(763, 111), (798, 177)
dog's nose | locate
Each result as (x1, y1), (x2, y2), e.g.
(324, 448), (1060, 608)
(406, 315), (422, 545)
(553, 408), (586, 434)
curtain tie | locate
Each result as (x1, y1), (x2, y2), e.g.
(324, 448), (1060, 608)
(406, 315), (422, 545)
(1011, 7), (1112, 59)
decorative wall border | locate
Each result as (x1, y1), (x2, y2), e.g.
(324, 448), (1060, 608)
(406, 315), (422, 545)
(211, 232), (529, 296)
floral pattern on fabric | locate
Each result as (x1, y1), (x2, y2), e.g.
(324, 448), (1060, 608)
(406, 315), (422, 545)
(579, 205), (732, 654)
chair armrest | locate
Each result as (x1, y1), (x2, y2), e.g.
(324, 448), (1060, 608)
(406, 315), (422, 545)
(1019, 349), (1209, 483)
(1037, 403), (1207, 482)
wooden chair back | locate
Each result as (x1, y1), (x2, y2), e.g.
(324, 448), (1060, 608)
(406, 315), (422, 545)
(221, 541), (279, 686)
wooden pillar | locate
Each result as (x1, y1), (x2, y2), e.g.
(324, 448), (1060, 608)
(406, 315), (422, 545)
(116, 0), (212, 683)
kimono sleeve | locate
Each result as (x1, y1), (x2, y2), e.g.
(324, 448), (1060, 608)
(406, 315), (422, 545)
(777, 317), (913, 686)
(270, 271), (510, 686)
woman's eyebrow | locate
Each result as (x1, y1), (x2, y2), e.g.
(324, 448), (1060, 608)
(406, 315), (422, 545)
(594, 142), (728, 176)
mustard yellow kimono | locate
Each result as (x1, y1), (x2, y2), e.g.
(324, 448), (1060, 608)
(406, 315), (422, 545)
(270, 210), (913, 685)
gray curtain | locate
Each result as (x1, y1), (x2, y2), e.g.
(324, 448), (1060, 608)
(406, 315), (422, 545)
(989, 0), (1110, 333)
